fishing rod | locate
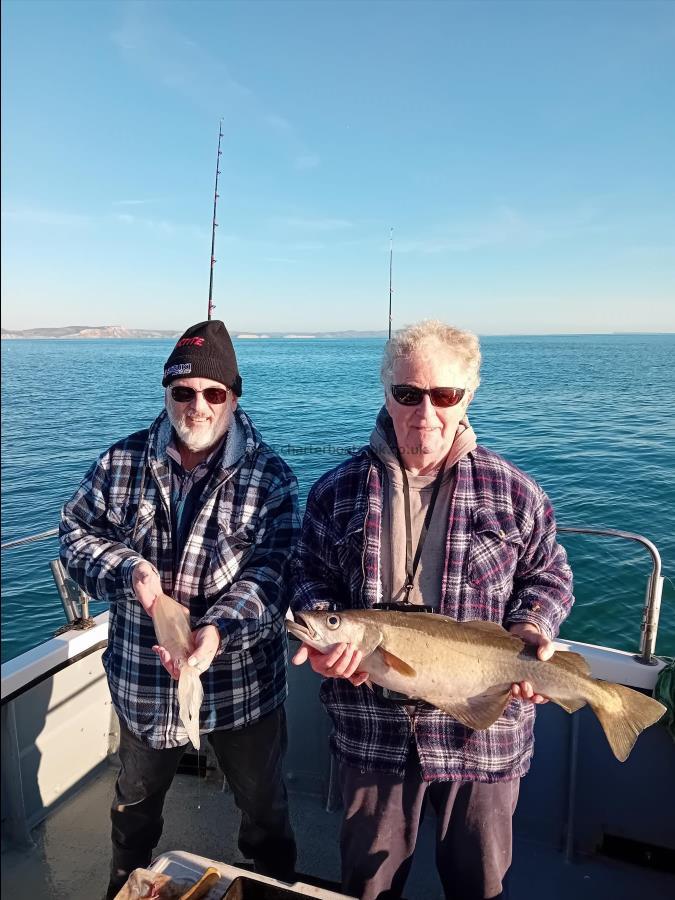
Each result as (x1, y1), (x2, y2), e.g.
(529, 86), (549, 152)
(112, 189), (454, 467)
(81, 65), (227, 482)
(207, 120), (224, 321)
(388, 227), (393, 340)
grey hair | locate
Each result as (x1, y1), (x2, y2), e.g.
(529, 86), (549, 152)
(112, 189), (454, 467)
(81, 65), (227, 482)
(380, 320), (482, 392)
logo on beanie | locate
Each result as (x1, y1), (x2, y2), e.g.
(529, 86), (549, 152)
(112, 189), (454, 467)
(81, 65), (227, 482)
(164, 363), (192, 378)
(176, 337), (205, 348)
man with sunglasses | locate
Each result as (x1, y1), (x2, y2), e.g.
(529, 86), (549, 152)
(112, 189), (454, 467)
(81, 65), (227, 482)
(61, 320), (299, 898)
(291, 320), (573, 900)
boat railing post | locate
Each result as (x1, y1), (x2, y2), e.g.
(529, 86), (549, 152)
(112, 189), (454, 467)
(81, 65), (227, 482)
(78, 588), (91, 622)
(639, 571), (664, 665)
(50, 559), (77, 623)
(2, 530), (96, 630)
(557, 526), (665, 665)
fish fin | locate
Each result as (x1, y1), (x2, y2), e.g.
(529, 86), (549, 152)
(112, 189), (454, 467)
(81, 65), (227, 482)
(461, 619), (512, 635)
(555, 697), (586, 714)
(429, 688), (512, 730)
(589, 681), (666, 762)
(549, 652), (592, 713)
(551, 650), (592, 677)
(456, 619), (526, 650)
(379, 648), (417, 678)
(178, 667), (204, 751)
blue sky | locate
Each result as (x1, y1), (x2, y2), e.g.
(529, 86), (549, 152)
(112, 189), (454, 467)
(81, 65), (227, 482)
(2, 0), (674, 334)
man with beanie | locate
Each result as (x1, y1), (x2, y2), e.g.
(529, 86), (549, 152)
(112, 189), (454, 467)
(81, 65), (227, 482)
(61, 321), (299, 899)
(290, 321), (574, 900)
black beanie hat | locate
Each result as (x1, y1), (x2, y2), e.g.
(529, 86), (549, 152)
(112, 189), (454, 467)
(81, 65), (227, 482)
(162, 320), (243, 396)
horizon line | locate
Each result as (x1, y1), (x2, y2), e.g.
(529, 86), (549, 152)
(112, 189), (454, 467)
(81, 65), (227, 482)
(2, 327), (674, 339)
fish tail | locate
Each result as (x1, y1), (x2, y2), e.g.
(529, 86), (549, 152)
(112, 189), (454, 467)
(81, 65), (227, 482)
(589, 681), (665, 762)
(178, 666), (204, 751)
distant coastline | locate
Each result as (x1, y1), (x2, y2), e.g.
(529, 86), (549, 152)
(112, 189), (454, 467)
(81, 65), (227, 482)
(1, 325), (390, 340)
(1, 325), (672, 341)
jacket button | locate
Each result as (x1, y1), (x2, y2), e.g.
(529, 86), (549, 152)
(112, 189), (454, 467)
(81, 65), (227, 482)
(498, 529), (506, 539)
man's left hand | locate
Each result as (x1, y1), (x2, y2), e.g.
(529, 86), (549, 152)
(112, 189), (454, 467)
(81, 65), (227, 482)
(152, 623), (220, 680)
(508, 623), (554, 705)
(187, 625), (221, 675)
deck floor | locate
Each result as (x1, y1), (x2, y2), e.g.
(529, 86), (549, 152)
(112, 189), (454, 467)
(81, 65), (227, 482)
(2, 762), (674, 900)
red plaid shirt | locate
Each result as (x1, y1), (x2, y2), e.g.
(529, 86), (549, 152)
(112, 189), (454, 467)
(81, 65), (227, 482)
(291, 433), (574, 782)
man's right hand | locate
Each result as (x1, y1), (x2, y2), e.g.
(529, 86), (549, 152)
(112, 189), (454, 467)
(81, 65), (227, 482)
(131, 561), (162, 617)
(292, 642), (369, 686)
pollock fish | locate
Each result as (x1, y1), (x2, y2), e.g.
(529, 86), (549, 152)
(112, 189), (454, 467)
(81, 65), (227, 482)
(287, 609), (666, 762)
(153, 592), (203, 750)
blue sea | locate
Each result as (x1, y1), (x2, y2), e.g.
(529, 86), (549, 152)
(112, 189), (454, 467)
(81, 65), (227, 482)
(1, 334), (674, 663)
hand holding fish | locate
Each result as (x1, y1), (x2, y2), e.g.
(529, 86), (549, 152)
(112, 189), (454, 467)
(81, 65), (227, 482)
(152, 593), (205, 750)
(153, 624), (220, 680)
(131, 560), (163, 617)
(508, 623), (554, 705)
(187, 624), (220, 674)
(292, 642), (370, 686)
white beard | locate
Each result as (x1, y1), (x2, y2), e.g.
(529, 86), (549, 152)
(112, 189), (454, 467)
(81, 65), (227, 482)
(167, 408), (228, 453)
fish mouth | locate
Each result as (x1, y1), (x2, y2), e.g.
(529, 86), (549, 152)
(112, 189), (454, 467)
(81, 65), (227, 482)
(285, 612), (316, 642)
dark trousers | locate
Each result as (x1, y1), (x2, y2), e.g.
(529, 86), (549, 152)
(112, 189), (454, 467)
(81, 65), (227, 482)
(107, 707), (296, 899)
(339, 752), (519, 900)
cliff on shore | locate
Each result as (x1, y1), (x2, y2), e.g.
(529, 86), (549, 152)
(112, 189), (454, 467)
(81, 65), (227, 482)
(1, 326), (389, 340)
(1, 325), (180, 339)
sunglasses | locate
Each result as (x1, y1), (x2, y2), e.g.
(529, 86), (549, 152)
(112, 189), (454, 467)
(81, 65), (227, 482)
(391, 384), (466, 408)
(170, 385), (229, 404)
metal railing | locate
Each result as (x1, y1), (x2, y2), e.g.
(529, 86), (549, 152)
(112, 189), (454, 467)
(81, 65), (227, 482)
(1, 528), (93, 629)
(0, 525), (667, 661)
(0, 528), (59, 550)
(557, 526), (664, 665)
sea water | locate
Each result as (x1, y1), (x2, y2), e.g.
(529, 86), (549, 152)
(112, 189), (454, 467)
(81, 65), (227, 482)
(1, 334), (674, 662)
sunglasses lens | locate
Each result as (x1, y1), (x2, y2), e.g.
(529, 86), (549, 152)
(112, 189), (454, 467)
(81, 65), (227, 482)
(171, 386), (195, 402)
(202, 388), (229, 404)
(430, 388), (465, 407)
(391, 385), (465, 407)
(170, 386), (229, 404)
(392, 385), (424, 405)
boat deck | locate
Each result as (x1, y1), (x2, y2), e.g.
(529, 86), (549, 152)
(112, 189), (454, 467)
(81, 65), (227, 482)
(3, 760), (674, 900)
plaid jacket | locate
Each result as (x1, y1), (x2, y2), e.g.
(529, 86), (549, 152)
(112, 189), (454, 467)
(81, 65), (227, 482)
(60, 408), (300, 749)
(291, 440), (574, 782)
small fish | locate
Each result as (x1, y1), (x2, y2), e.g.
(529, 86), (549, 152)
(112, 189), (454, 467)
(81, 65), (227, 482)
(287, 609), (666, 762)
(153, 593), (203, 750)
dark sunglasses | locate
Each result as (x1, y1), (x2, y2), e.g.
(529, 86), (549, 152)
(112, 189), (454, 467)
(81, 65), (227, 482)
(391, 384), (466, 408)
(170, 385), (229, 404)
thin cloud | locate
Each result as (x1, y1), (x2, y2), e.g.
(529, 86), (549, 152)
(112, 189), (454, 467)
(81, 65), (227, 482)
(111, 4), (317, 169)
(112, 212), (206, 240)
(111, 4), (253, 113)
(290, 241), (326, 252)
(112, 199), (159, 207)
(1, 207), (91, 227)
(626, 243), (675, 259)
(396, 205), (602, 255)
(295, 154), (320, 170)
(265, 114), (293, 134)
(273, 216), (353, 232)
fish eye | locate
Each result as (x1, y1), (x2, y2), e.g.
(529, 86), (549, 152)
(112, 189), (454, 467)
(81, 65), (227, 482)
(326, 614), (341, 630)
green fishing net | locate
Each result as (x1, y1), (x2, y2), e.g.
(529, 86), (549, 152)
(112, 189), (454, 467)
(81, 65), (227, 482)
(654, 658), (675, 743)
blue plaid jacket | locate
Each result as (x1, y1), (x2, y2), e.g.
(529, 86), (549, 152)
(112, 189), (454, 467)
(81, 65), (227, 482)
(61, 408), (300, 749)
(291, 441), (574, 782)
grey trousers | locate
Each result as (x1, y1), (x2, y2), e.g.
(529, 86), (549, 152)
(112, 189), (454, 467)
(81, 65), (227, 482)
(107, 708), (296, 899)
(339, 753), (519, 900)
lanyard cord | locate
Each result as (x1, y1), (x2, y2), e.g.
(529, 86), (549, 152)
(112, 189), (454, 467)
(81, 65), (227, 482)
(397, 451), (449, 604)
